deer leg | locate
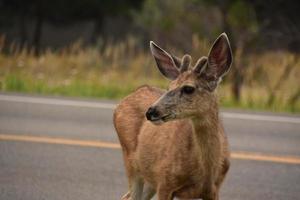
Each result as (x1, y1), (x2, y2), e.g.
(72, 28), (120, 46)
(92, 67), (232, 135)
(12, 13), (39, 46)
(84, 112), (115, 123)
(142, 184), (156, 200)
(121, 191), (130, 200)
(121, 178), (144, 200)
(121, 183), (155, 200)
(157, 186), (173, 200)
(178, 198), (215, 200)
(214, 192), (219, 200)
(129, 177), (144, 200)
(202, 184), (217, 200)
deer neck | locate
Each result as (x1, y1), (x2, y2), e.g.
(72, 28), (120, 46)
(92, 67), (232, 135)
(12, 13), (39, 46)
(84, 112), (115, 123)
(191, 103), (221, 158)
(190, 106), (222, 184)
(192, 110), (219, 138)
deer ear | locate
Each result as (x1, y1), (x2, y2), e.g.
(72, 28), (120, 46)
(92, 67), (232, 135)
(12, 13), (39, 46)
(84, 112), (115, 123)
(150, 41), (179, 80)
(199, 33), (232, 91)
(204, 33), (232, 82)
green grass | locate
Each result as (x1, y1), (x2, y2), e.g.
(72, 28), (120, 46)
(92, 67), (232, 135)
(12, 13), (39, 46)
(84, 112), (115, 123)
(0, 38), (299, 113)
(2, 73), (299, 113)
(2, 73), (166, 99)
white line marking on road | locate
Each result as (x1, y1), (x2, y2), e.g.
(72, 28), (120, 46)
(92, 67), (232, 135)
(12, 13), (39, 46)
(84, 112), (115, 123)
(0, 94), (299, 124)
(222, 112), (300, 124)
(0, 94), (116, 109)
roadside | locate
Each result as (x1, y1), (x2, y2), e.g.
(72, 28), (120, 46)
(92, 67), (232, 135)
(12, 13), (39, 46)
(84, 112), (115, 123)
(1, 91), (299, 116)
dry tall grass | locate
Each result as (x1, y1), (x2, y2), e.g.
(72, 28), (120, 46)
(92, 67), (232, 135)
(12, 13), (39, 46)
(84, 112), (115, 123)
(0, 36), (299, 113)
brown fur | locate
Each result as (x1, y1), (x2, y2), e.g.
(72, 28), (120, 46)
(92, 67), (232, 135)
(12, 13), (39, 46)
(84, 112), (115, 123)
(113, 33), (232, 200)
(114, 84), (230, 200)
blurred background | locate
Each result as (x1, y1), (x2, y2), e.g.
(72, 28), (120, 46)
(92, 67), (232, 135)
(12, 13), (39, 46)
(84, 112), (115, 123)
(0, 0), (299, 112)
(1, 1), (300, 200)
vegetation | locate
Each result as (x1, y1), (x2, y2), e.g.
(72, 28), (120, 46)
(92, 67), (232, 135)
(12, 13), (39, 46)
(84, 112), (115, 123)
(0, 38), (299, 113)
(0, 0), (299, 113)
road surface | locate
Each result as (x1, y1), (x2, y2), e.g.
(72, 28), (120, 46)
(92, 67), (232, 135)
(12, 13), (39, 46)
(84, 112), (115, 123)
(0, 93), (299, 200)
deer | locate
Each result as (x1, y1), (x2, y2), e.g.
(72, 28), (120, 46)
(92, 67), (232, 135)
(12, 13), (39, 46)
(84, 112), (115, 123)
(113, 33), (232, 200)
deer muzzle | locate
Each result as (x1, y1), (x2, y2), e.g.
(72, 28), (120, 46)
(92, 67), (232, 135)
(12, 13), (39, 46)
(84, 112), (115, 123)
(145, 106), (176, 125)
(146, 106), (161, 121)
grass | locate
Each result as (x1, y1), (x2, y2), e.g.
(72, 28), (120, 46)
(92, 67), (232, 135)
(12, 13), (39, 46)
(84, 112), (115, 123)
(3, 73), (164, 99)
(0, 37), (299, 113)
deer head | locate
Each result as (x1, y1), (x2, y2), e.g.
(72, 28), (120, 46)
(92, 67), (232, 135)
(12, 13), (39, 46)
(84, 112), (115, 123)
(145, 33), (232, 125)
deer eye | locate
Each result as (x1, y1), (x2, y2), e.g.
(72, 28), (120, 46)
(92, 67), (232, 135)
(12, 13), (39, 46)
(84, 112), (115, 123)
(181, 86), (195, 95)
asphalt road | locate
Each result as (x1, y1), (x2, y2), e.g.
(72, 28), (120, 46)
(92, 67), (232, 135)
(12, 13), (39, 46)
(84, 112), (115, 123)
(0, 93), (300, 200)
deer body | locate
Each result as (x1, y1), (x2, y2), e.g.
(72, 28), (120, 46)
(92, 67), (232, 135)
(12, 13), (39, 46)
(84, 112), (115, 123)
(114, 33), (232, 200)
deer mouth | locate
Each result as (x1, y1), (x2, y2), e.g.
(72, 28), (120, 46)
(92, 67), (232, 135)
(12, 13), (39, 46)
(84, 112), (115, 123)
(161, 114), (175, 121)
(146, 106), (176, 124)
(150, 113), (175, 124)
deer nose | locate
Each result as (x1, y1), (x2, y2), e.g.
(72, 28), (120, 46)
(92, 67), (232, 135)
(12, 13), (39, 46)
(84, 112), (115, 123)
(146, 107), (160, 121)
